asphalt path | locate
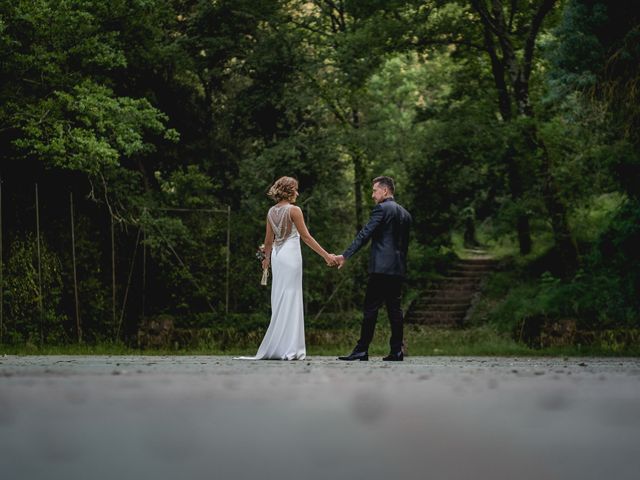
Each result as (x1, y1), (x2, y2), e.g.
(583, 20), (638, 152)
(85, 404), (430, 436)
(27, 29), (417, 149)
(1, 355), (639, 480)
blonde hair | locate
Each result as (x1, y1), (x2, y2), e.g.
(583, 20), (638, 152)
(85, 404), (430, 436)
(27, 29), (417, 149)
(267, 176), (298, 202)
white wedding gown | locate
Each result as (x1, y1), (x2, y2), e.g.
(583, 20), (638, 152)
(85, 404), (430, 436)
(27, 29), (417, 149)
(237, 204), (306, 360)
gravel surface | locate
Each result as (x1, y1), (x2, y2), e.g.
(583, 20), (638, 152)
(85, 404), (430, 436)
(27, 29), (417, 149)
(1, 355), (640, 480)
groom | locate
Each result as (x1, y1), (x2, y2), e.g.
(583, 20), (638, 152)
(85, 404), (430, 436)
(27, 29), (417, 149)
(334, 176), (412, 361)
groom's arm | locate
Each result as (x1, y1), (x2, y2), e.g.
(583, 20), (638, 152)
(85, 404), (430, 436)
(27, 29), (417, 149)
(342, 204), (384, 260)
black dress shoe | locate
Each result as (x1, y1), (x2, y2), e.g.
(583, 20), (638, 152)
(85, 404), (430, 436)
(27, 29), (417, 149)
(382, 352), (403, 361)
(338, 351), (369, 361)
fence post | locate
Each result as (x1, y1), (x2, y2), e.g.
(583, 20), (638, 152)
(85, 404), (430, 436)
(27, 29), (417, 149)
(226, 205), (230, 315)
(111, 213), (116, 336)
(141, 221), (146, 320)
(35, 183), (44, 345)
(70, 192), (82, 343)
(0, 176), (3, 344)
(116, 228), (141, 340)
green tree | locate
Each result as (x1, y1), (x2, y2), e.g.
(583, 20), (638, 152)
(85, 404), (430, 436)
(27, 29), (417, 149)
(283, 0), (430, 231)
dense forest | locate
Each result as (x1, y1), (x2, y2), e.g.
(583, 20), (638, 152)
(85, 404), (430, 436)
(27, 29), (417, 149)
(0, 0), (638, 349)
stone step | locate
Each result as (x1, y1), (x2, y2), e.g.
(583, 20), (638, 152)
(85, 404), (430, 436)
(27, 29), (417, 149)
(410, 310), (466, 318)
(456, 258), (499, 266)
(450, 265), (495, 273)
(414, 295), (472, 305)
(438, 276), (482, 282)
(416, 310), (466, 317)
(423, 302), (469, 309)
(405, 314), (461, 326)
(412, 298), (469, 306)
(409, 255), (496, 328)
(448, 268), (494, 276)
(443, 270), (489, 280)
(429, 283), (479, 292)
(423, 289), (475, 300)
(428, 295), (473, 305)
(454, 258), (499, 268)
(412, 300), (469, 309)
(426, 296), (475, 303)
(411, 309), (467, 316)
(463, 248), (489, 254)
(444, 267), (494, 278)
(424, 304), (473, 312)
(460, 256), (494, 262)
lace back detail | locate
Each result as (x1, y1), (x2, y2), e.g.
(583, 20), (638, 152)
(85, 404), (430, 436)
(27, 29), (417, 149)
(269, 204), (298, 247)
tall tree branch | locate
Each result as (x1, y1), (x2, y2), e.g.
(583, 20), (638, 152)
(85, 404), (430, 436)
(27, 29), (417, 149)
(522, 0), (556, 83)
(470, 0), (501, 36)
(508, 0), (517, 32)
(482, 24), (512, 120)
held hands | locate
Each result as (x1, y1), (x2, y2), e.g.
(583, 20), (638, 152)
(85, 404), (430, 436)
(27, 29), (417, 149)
(324, 254), (346, 269)
(324, 254), (338, 267)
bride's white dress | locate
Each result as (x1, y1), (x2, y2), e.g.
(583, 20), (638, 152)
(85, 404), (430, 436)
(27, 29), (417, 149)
(238, 204), (306, 360)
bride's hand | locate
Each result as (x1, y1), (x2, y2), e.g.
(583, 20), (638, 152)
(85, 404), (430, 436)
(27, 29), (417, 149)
(324, 254), (337, 267)
(262, 257), (270, 270)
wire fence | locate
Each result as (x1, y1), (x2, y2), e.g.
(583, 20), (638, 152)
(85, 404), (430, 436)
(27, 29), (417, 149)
(0, 178), (231, 344)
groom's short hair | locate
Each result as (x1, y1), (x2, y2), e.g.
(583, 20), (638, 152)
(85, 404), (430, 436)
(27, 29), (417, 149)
(372, 176), (395, 194)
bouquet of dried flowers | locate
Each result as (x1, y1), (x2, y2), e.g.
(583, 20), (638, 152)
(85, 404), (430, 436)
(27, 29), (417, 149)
(256, 244), (269, 285)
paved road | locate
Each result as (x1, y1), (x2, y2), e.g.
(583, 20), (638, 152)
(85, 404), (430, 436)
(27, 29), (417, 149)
(1, 355), (639, 480)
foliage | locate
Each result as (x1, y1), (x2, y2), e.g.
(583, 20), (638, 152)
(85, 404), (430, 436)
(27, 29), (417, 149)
(476, 205), (640, 335)
(0, 0), (638, 348)
(14, 81), (178, 175)
(2, 236), (66, 344)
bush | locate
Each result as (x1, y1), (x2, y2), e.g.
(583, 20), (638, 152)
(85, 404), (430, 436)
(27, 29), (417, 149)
(481, 200), (640, 339)
(2, 235), (67, 343)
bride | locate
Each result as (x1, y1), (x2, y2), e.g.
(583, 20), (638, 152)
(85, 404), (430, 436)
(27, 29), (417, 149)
(238, 176), (335, 360)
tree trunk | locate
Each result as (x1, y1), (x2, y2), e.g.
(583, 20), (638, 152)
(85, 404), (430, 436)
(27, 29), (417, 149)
(352, 154), (364, 232)
(506, 147), (533, 255)
(529, 126), (579, 270)
(351, 108), (364, 232)
(508, 54), (578, 267)
(513, 98), (577, 269)
(482, 23), (532, 254)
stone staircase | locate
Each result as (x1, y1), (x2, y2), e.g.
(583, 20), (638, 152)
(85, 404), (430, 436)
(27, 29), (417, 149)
(405, 250), (498, 327)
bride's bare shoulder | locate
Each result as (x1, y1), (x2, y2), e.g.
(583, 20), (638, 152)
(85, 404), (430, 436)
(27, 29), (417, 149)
(289, 205), (303, 217)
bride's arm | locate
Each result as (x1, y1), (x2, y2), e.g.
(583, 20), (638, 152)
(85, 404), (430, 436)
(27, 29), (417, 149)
(262, 216), (274, 270)
(290, 206), (333, 264)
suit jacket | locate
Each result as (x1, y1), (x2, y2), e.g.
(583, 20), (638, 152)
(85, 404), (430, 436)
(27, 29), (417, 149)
(342, 198), (412, 277)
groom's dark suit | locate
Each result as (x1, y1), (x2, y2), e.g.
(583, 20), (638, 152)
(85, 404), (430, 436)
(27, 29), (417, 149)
(342, 197), (412, 354)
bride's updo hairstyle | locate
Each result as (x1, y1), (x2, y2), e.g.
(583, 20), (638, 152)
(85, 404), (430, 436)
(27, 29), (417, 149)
(267, 176), (298, 202)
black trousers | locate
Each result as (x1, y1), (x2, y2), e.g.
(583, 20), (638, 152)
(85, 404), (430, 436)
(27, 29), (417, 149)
(356, 273), (404, 354)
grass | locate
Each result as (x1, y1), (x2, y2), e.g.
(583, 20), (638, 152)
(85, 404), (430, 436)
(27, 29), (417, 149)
(306, 324), (640, 357)
(2, 325), (638, 357)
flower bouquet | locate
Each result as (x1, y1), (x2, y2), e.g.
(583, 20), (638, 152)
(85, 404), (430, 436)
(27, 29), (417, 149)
(256, 244), (269, 286)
